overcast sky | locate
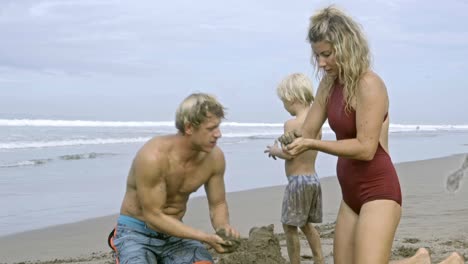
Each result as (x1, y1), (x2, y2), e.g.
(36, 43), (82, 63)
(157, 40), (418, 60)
(0, 0), (467, 123)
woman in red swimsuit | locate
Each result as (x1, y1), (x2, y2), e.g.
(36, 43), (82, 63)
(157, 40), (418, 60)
(279, 6), (464, 264)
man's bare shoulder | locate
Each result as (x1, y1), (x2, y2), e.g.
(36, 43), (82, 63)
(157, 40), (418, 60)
(140, 134), (178, 153)
(133, 135), (176, 172)
(193, 146), (225, 181)
(210, 145), (224, 156)
(207, 146), (225, 169)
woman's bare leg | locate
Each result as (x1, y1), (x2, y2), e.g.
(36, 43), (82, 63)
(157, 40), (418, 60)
(333, 201), (358, 264)
(333, 200), (436, 264)
(355, 200), (401, 264)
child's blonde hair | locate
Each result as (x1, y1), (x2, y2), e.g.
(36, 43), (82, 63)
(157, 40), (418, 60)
(276, 73), (314, 105)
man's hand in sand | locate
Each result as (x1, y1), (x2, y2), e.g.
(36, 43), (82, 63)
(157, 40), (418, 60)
(205, 234), (230, 253)
(214, 225), (241, 253)
(205, 233), (234, 253)
(216, 225), (240, 239)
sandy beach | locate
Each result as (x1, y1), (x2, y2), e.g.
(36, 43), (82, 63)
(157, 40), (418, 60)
(1, 154), (467, 263)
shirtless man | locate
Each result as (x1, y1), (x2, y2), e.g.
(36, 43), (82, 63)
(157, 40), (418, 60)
(109, 93), (240, 264)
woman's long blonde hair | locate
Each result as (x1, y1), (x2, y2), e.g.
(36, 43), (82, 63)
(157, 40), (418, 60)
(307, 5), (371, 111)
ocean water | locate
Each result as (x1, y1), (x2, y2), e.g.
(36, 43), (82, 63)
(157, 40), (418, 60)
(1, 119), (468, 236)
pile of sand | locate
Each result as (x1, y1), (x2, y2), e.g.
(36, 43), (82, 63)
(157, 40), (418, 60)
(212, 224), (287, 264)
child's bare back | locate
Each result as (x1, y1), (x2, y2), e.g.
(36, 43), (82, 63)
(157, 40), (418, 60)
(283, 114), (320, 177)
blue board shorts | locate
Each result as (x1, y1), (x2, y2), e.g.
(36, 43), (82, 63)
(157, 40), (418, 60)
(110, 215), (213, 264)
(281, 174), (323, 227)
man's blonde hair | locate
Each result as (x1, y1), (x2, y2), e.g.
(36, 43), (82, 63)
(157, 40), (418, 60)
(175, 93), (226, 134)
(276, 73), (314, 105)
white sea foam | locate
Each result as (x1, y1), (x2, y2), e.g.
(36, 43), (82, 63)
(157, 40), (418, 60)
(1, 119), (468, 149)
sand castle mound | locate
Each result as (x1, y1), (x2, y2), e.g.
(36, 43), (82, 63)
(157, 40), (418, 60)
(214, 224), (287, 264)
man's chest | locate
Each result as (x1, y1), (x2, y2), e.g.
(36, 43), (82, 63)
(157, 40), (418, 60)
(165, 166), (211, 195)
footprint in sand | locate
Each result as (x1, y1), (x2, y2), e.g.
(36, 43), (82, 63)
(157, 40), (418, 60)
(446, 154), (468, 193)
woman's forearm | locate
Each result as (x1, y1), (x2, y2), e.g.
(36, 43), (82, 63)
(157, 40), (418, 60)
(306, 138), (376, 161)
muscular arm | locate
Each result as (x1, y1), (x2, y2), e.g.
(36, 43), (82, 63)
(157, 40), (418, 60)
(204, 149), (230, 230)
(134, 153), (210, 242)
(298, 73), (388, 160)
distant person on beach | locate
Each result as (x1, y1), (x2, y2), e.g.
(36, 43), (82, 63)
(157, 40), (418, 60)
(264, 73), (324, 264)
(109, 93), (240, 264)
(278, 5), (464, 264)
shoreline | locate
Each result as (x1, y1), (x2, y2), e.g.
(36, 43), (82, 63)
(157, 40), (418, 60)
(1, 151), (467, 238)
(3, 151), (466, 238)
(1, 153), (467, 263)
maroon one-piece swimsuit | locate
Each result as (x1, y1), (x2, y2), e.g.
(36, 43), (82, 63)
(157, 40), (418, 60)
(327, 81), (402, 214)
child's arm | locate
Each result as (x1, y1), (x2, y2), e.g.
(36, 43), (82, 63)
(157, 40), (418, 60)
(265, 119), (296, 160)
(264, 139), (294, 160)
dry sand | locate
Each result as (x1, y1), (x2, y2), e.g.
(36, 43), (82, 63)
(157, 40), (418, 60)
(0, 154), (467, 263)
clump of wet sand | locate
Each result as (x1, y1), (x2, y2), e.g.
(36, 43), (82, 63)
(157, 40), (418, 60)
(212, 224), (287, 264)
(216, 227), (241, 252)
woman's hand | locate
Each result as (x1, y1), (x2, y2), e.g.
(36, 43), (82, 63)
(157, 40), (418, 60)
(283, 137), (312, 156)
